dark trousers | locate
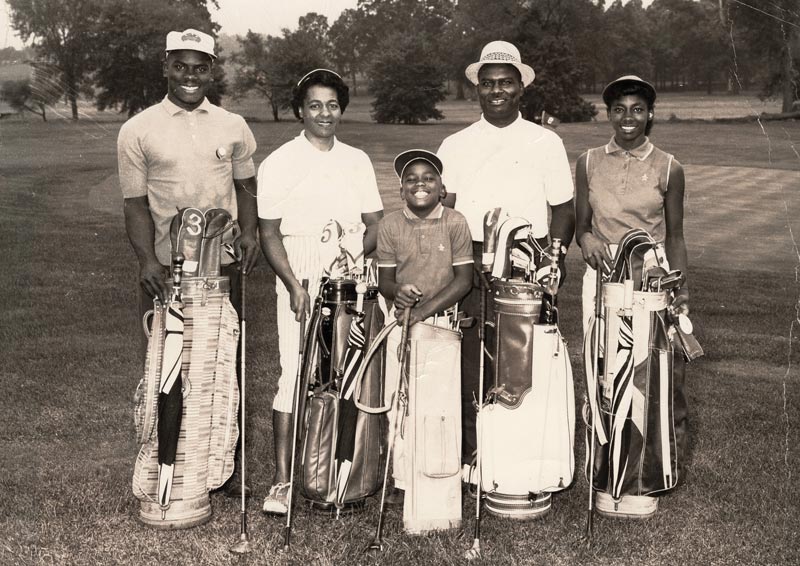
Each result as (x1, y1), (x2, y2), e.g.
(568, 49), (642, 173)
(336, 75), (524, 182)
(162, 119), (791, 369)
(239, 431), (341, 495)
(460, 243), (492, 464)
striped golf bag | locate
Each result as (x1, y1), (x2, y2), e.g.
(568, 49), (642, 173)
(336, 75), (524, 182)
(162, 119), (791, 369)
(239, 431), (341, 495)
(132, 207), (240, 529)
(298, 278), (386, 514)
(584, 229), (682, 501)
(478, 280), (575, 519)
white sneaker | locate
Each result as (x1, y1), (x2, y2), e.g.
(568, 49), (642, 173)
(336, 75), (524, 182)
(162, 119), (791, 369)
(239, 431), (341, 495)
(262, 482), (290, 515)
(595, 492), (658, 519)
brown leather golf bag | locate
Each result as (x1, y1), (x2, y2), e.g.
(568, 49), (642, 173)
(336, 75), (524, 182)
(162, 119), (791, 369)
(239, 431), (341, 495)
(298, 278), (386, 514)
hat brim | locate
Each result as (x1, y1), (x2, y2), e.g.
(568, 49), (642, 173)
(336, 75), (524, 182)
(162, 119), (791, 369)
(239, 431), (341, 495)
(393, 149), (443, 180)
(165, 48), (216, 59)
(602, 76), (656, 106)
(465, 61), (535, 87)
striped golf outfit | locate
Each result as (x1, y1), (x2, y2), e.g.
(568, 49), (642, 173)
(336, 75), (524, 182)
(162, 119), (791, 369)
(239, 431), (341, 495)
(257, 132), (383, 413)
(272, 236), (325, 412)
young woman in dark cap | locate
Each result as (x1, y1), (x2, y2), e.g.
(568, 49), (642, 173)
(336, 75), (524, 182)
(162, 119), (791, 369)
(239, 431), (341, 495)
(256, 69), (384, 515)
(576, 75), (690, 519)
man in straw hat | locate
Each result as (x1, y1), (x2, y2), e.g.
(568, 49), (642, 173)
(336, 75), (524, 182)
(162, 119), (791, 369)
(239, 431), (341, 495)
(437, 40), (575, 491)
(118, 28), (259, 496)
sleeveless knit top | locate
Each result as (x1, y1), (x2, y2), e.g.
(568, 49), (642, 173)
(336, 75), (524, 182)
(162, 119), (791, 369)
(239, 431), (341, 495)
(586, 137), (676, 244)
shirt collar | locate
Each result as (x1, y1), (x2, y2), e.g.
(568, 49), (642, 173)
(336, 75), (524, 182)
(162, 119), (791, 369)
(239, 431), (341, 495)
(402, 202), (444, 220)
(605, 136), (654, 160)
(478, 112), (524, 131)
(298, 131), (339, 153)
(161, 96), (212, 116)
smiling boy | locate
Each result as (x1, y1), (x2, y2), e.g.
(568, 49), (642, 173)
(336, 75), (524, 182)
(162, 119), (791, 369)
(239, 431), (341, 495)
(377, 150), (473, 327)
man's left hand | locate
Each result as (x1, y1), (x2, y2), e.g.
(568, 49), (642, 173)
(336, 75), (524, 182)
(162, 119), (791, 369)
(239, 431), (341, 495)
(235, 232), (259, 274)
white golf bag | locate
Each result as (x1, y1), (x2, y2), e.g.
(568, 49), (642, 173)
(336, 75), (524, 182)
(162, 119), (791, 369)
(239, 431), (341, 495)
(476, 212), (575, 519)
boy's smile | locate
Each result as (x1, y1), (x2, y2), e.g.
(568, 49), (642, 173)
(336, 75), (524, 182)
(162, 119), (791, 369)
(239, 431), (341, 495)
(401, 161), (444, 218)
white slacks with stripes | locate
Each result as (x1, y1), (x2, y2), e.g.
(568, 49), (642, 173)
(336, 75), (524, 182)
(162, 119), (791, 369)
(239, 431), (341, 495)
(273, 235), (325, 413)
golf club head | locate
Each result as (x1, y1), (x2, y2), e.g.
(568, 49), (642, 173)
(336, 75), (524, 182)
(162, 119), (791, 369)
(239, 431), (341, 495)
(229, 533), (251, 555)
(365, 540), (384, 554)
(464, 541), (482, 560)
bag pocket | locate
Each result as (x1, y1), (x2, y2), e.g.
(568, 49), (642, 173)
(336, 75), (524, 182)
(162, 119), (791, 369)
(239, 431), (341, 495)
(422, 415), (459, 478)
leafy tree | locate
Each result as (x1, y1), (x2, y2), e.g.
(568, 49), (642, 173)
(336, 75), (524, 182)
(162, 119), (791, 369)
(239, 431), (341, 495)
(0, 62), (61, 120)
(443, 0), (522, 99)
(92, 0), (225, 117)
(517, 37), (597, 123)
(7, 0), (102, 120)
(727, 0), (799, 112)
(369, 32), (447, 124)
(329, 8), (370, 95)
(231, 14), (330, 122)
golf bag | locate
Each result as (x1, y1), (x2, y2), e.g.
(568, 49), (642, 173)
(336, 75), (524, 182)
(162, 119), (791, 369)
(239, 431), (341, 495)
(298, 278), (386, 513)
(475, 213), (575, 519)
(395, 321), (463, 534)
(477, 280), (575, 518)
(133, 207), (240, 529)
(584, 228), (697, 501)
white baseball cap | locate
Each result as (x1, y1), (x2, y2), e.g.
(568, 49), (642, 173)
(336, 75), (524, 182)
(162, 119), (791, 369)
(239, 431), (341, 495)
(165, 28), (216, 59)
(465, 41), (535, 87)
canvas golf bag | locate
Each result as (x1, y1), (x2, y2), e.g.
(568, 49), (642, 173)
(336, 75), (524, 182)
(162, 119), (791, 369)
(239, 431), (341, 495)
(584, 228), (699, 502)
(298, 278), (386, 514)
(133, 207), (240, 529)
(476, 212), (576, 519)
(387, 319), (463, 534)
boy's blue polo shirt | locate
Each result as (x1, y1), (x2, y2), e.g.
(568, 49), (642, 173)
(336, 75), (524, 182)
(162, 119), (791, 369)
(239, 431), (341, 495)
(377, 204), (473, 309)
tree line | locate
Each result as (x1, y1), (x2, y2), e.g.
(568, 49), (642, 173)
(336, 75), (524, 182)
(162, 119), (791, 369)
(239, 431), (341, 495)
(3, 0), (798, 123)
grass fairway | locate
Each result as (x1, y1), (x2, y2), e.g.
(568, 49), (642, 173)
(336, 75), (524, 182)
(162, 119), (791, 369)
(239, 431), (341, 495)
(1, 99), (798, 565)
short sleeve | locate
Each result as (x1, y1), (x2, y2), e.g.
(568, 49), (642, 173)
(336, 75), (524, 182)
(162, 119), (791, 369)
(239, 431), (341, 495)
(544, 134), (574, 206)
(356, 152), (383, 214)
(231, 117), (257, 179)
(117, 121), (148, 199)
(436, 137), (457, 195)
(256, 154), (289, 220)
(376, 217), (397, 268)
(448, 211), (474, 265)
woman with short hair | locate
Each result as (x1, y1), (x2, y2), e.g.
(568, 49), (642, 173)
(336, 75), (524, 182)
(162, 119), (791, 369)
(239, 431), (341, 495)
(257, 69), (384, 515)
(576, 75), (690, 519)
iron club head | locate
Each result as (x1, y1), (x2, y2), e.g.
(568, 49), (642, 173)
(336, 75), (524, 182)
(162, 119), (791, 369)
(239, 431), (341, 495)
(229, 534), (251, 555)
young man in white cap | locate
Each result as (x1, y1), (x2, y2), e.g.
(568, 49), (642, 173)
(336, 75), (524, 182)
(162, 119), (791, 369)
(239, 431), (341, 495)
(118, 28), (258, 496)
(437, 40), (575, 496)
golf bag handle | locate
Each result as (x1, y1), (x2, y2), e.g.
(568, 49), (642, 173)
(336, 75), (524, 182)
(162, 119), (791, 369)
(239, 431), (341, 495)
(353, 320), (400, 414)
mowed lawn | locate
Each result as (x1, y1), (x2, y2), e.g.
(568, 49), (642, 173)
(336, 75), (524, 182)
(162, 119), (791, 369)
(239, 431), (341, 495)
(1, 96), (798, 565)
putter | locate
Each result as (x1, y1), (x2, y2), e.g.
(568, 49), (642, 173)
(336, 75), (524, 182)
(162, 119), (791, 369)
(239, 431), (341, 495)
(230, 272), (250, 555)
(465, 271), (489, 561)
(586, 268), (604, 545)
(366, 307), (412, 554)
(281, 279), (310, 552)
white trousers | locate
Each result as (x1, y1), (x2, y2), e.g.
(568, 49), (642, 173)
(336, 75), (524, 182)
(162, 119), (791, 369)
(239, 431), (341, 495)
(273, 236), (325, 413)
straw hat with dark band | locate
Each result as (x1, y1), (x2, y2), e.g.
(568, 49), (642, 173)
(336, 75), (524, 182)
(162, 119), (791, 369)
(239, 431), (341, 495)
(465, 41), (535, 87)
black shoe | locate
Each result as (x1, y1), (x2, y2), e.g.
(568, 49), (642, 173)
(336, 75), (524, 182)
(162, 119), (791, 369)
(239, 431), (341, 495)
(221, 473), (252, 499)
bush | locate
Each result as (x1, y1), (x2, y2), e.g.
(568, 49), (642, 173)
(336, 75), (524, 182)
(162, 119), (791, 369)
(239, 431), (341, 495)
(518, 37), (598, 123)
(369, 34), (446, 125)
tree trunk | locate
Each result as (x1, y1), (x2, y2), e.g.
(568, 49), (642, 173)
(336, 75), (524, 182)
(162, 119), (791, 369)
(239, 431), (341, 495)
(456, 80), (464, 100)
(781, 38), (795, 113)
(352, 71), (358, 97)
(271, 100), (279, 122)
(70, 93), (78, 120)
